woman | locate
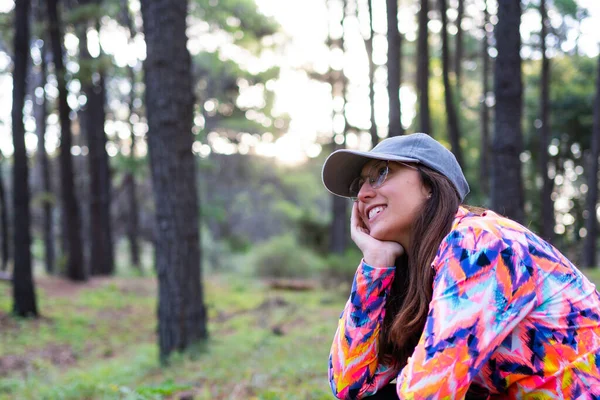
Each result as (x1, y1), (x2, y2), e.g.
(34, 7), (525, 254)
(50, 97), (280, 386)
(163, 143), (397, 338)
(322, 133), (600, 399)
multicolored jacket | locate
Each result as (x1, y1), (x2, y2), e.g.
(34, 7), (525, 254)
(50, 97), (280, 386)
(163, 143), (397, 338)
(329, 207), (600, 399)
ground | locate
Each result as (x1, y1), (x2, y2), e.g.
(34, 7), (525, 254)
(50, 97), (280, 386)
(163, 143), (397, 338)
(0, 273), (347, 400)
(4, 268), (600, 399)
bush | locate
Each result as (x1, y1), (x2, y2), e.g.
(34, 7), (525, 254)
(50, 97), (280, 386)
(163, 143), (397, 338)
(321, 248), (362, 287)
(295, 211), (330, 255)
(251, 234), (324, 279)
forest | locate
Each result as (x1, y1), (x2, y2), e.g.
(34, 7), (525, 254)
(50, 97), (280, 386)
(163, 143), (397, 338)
(1, 0), (600, 398)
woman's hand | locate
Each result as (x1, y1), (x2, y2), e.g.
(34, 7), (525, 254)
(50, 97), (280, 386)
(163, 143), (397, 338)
(351, 202), (405, 268)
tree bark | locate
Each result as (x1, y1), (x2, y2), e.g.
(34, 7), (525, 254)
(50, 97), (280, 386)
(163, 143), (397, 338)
(84, 74), (114, 276)
(454, 0), (464, 85)
(538, 0), (554, 241)
(366, 0), (378, 146)
(479, 2), (490, 198)
(12, 0), (38, 317)
(0, 153), (9, 271)
(78, 1), (115, 276)
(583, 54), (600, 268)
(126, 171), (140, 267)
(330, 193), (347, 254)
(417, 0), (431, 134)
(386, 0), (402, 137)
(47, 0), (86, 280)
(329, 0), (348, 255)
(140, 0), (208, 362)
(34, 39), (55, 274)
(491, 0), (524, 222)
(439, 0), (463, 166)
(122, 0), (141, 268)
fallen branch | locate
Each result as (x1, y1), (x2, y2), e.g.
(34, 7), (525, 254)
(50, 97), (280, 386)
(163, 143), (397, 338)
(266, 278), (317, 291)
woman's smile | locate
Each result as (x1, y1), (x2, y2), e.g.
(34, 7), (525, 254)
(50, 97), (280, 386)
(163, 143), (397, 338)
(366, 205), (387, 221)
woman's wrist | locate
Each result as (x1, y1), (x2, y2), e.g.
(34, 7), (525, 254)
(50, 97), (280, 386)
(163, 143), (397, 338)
(363, 253), (396, 268)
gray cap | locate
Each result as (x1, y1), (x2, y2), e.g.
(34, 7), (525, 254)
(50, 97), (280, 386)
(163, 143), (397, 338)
(321, 133), (470, 201)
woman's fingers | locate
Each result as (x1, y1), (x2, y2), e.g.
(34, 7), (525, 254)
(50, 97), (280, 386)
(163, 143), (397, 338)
(351, 202), (359, 224)
(351, 203), (364, 235)
(351, 203), (367, 231)
(351, 202), (371, 250)
(350, 202), (359, 232)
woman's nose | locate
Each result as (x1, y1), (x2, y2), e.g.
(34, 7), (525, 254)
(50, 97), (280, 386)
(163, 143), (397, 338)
(357, 181), (376, 203)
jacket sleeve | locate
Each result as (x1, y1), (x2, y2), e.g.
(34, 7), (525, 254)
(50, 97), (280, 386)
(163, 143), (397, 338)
(396, 228), (538, 399)
(329, 260), (400, 399)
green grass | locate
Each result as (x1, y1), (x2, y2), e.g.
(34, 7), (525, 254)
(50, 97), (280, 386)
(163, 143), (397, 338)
(0, 272), (346, 400)
(3, 262), (600, 400)
(583, 267), (600, 284)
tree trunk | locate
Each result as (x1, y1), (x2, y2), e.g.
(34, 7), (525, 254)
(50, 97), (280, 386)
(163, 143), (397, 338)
(126, 171), (140, 267)
(122, 0), (141, 269)
(491, 0), (524, 223)
(140, 0), (208, 362)
(12, 0), (38, 317)
(0, 153), (9, 271)
(386, 0), (402, 137)
(329, 0), (348, 255)
(34, 39), (55, 274)
(417, 0), (431, 134)
(454, 0), (464, 85)
(538, 0), (554, 241)
(125, 73), (141, 268)
(47, 0), (86, 280)
(84, 74), (114, 276)
(583, 54), (600, 268)
(330, 192), (347, 254)
(439, 0), (463, 166)
(366, 0), (378, 146)
(78, 3), (115, 276)
(479, 2), (490, 198)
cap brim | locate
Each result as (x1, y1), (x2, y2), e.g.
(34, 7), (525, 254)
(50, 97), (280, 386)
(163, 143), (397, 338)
(322, 149), (419, 198)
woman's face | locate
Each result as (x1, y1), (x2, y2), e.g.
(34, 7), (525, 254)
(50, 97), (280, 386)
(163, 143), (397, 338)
(355, 160), (430, 248)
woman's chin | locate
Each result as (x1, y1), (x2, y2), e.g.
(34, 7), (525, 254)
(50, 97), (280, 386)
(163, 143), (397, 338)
(369, 229), (388, 242)
(369, 227), (400, 244)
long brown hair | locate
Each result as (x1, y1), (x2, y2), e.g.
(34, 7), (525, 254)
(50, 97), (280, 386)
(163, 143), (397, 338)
(378, 164), (462, 367)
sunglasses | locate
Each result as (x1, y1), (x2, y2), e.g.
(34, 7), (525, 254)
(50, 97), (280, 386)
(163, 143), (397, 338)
(349, 160), (418, 201)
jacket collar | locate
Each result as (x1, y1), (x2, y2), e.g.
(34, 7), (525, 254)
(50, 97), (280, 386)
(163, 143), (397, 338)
(451, 205), (470, 231)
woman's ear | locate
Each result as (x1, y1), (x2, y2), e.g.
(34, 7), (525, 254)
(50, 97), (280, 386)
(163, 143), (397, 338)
(420, 182), (433, 199)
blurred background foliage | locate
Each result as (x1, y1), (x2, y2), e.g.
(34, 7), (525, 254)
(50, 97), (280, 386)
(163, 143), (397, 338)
(2, 0), (600, 397)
